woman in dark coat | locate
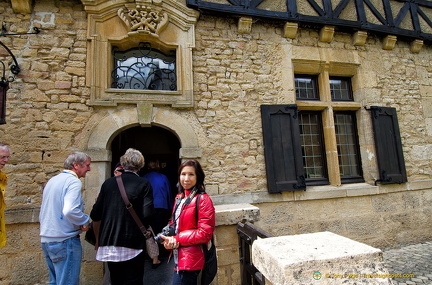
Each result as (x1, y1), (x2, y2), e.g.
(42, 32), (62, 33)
(91, 148), (154, 285)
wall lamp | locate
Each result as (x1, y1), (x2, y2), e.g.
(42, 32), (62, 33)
(0, 25), (40, 124)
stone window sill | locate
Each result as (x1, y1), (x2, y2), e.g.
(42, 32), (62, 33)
(210, 179), (432, 206)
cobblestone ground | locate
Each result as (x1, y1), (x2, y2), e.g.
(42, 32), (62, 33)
(383, 241), (432, 285)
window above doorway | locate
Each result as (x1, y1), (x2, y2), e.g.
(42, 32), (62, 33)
(111, 42), (177, 91)
(83, 1), (199, 108)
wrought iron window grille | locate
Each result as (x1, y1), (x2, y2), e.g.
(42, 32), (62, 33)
(0, 24), (41, 124)
(111, 42), (177, 91)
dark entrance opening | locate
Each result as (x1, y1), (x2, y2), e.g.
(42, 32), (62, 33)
(110, 125), (179, 283)
(111, 125), (180, 198)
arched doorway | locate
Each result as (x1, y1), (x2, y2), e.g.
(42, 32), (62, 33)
(82, 106), (202, 284)
(111, 125), (180, 198)
(111, 125), (180, 283)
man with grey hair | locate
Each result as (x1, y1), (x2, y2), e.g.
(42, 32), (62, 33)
(0, 142), (11, 248)
(39, 152), (91, 285)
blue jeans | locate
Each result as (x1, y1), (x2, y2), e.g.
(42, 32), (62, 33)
(172, 270), (200, 285)
(41, 236), (82, 285)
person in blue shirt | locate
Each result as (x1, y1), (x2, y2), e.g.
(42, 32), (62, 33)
(39, 152), (91, 285)
(143, 159), (172, 263)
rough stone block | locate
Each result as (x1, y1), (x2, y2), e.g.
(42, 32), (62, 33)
(252, 232), (391, 285)
(214, 203), (260, 226)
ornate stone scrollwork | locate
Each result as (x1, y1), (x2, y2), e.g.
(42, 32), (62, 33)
(118, 5), (169, 37)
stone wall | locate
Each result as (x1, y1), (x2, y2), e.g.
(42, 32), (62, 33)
(0, 0), (431, 284)
(0, 0), (90, 207)
(193, 15), (432, 191)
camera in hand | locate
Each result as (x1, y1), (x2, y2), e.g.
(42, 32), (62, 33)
(154, 224), (175, 243)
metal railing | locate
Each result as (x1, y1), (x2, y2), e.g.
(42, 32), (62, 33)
(237, 222), (274, 285)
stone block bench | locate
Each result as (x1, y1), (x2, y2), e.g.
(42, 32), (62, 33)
(252, 231), (392, 285)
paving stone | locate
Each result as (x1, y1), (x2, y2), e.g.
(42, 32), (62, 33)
(383, 242), (432, 285)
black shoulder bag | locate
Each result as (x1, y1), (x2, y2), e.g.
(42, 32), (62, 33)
(196, 194), (218, 285)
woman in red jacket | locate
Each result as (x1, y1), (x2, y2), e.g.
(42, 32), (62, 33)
(160, 159), (215, 285)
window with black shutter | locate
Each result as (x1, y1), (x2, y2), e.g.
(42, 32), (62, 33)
(370, 106), (407, 184)
(261, 64), (408, 192)
(261, 72), (365, 192)
(260, 105), (305, 192)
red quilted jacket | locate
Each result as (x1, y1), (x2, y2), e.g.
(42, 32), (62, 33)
(171, 192), (215, 271)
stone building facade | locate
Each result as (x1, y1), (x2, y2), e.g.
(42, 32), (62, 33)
(0, 0), (431, 284)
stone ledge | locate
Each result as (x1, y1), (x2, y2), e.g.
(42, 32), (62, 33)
(6, 203), (260, 226)
(211, 180), (432, 206)
(252, 231), (391, 285)
(214, 203), (260, 226)
(5, 207), (40, 224)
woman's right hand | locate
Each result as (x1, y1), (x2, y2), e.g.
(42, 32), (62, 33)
(160, 234), (179, 250)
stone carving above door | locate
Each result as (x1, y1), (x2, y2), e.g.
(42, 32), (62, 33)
(82, 0), (199, 108)
(118, 4), (169, 37)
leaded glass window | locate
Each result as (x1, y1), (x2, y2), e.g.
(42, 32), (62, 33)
(294, 74), (363, 185)
(330, 77), (353, 101)
(299, 111), (328, 184)
(295, 75), (319, 100)
(334, 112), (362, 180)
(111, 42), (176, 91)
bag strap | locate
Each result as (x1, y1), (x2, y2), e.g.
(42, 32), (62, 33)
(195, 193), (215, 250)
(115, 175), (150, 238)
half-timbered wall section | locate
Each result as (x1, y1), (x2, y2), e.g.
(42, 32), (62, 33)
(187, 0), (432, 46)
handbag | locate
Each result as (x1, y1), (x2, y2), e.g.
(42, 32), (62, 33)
(195, 193), (218, 285)
(144, 226), (159, 259)
(116, 175), (159, 259)
(84, 222), (96, 246)
(200, 235), (218, 285)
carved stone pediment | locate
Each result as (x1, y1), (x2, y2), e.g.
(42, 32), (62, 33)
(118, 5), (169, 37)
(82, 0), (199, 108)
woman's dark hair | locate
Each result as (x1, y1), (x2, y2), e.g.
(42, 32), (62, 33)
(178, 159), (206, 193)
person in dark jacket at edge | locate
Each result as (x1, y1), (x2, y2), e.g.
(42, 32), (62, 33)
(90, 148), (154, 285)
(159, 159), (215, 285)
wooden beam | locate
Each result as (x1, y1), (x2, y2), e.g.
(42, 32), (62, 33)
(186, 0), (432, 44)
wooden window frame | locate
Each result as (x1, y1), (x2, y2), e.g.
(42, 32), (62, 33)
(296, 71), (363, 186)
(298, 110), (329, 185)
(334, 111), (364, 184)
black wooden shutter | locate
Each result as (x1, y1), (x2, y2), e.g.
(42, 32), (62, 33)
(370, 106), (407, 184)
(261, 105), (305, 192)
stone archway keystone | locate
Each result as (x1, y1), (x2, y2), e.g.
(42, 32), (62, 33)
(86, 105), (201, 159)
